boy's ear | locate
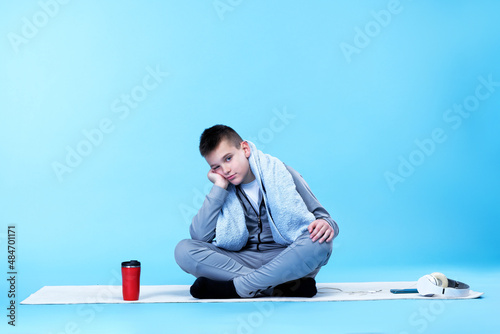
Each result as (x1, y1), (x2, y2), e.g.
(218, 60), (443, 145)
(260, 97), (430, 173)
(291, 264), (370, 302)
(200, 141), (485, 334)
(241, 141), (251, 158)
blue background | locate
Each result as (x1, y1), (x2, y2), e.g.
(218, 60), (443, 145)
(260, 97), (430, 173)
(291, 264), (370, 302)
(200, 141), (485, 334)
(1, 1), (499, 333)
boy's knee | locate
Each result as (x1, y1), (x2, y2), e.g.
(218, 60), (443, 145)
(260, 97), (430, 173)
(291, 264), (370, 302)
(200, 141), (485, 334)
(298, 230), (332, 258)
(174, 239), (193, 269)
(290, 232), (333, 272)
(304, 236), (333, 267)
(316, 240), (333, 264)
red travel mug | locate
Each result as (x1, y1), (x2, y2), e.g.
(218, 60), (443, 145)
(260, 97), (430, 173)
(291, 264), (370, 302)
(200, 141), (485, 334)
(121, 260), (141, 301)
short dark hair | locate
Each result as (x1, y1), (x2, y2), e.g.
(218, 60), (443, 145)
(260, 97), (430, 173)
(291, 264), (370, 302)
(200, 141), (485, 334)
(199, 125), (243, 157)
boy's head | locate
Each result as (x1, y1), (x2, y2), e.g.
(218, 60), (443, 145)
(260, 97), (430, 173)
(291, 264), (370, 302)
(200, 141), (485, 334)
(199, 125), (255, 185)
(199, 125), (243, 157)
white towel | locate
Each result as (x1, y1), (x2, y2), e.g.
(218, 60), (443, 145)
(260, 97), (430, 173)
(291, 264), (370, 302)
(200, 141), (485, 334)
(214, 141), (315, 251)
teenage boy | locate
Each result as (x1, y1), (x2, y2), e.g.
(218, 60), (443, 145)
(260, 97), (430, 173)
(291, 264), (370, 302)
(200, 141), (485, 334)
(175, 125), (339, 298)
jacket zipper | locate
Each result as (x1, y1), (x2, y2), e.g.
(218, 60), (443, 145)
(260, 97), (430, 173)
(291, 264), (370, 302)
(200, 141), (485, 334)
(236, 186), (263, 251)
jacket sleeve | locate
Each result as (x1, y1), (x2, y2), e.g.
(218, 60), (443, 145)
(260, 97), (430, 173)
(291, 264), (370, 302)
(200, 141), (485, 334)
(286, 165), (339, 240)
(189, 185), (228, 242)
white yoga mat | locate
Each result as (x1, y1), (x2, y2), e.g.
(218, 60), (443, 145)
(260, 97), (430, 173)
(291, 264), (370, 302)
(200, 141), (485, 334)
(21, 282), (483, 304)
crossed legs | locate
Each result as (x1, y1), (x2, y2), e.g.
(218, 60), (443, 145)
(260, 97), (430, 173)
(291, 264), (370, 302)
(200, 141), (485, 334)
(174, 230), (332, 298)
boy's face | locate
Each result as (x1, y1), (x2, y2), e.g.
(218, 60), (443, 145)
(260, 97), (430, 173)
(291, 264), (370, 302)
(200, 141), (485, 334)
(205, 139), (255, 185)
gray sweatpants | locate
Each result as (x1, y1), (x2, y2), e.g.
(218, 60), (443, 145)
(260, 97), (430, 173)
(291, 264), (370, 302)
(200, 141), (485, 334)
(174, 230), (332, 297)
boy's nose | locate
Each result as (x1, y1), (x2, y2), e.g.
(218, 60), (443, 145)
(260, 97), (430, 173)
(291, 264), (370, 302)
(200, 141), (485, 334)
(222, 165), (231, 174)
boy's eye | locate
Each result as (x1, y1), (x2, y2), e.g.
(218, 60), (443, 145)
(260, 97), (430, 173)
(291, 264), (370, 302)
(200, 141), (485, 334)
(212, 166), (219, 170)
(225, 156), (232, 162)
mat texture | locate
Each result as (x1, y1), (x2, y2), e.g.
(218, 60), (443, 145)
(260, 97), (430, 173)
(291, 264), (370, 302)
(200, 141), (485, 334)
(21, 282), (483, 304)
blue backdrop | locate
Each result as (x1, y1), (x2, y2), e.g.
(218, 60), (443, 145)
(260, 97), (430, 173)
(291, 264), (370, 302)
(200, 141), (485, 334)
(1, 1), (499, 332)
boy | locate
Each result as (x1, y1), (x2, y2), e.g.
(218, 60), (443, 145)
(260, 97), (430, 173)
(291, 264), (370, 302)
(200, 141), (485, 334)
(175, 125), (339, 298)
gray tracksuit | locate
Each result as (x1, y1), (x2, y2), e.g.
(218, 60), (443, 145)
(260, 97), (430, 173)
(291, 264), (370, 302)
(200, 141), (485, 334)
(175, 165), (339, 297)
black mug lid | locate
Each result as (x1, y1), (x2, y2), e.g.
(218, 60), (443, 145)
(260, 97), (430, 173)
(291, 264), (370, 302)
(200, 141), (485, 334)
(122, 260), (141, 267)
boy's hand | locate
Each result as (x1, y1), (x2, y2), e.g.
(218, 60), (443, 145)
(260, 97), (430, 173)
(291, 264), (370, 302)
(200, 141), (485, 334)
(308, 219), (334, 243)
(207, 169), (229, 189)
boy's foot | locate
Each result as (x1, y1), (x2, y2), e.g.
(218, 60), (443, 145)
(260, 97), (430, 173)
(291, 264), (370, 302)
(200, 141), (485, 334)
(272, 277), (317, 297)
(190, 277), (240, 299)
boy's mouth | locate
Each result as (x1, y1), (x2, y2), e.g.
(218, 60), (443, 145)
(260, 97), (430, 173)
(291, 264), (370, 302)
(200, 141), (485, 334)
(227, 174), (236, 181)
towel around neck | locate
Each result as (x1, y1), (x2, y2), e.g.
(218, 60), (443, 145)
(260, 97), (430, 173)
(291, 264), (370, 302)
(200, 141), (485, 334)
(214, 141), (315, 251)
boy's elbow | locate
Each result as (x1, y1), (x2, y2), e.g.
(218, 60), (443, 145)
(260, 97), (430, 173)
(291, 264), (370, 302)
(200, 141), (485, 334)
(189, 226), (201, 240)
(189, 227), (214, 242)
(191, 235), (214, 243)
(331, 221), (339, 240)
